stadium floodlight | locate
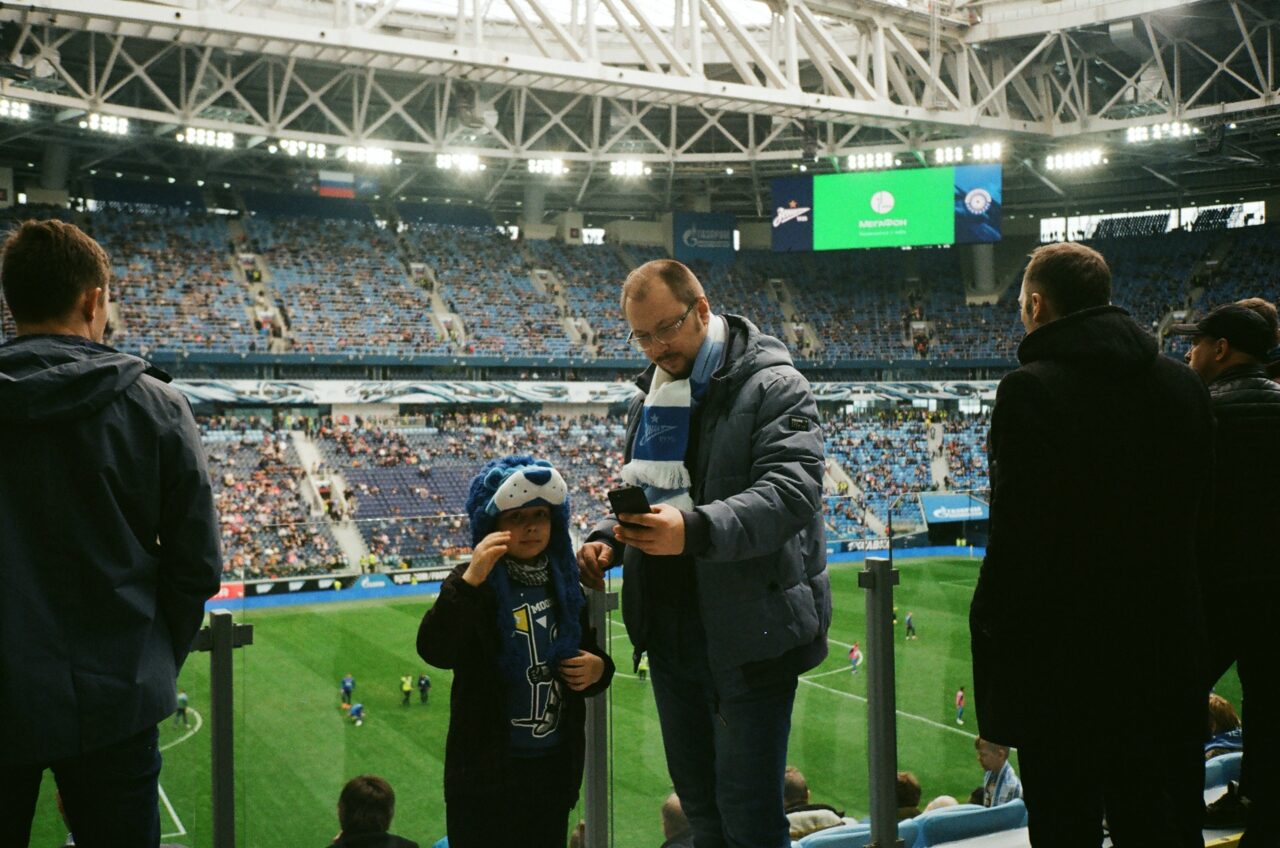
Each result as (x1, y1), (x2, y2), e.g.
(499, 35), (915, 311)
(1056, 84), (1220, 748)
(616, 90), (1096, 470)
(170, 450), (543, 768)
(610, 159), (651, 177)
(344, 145), (394, 166)
(969, 142), (1003, 162)
(847, 151), (896, 171)
(79, 113), (128, 136)
(1126, 122), (1198, 143)
(176, 127), (235, 150)
(1044, 149), (1105, 171)
(437, 153), (485, 172)
(932, 145), (964, 165)
(527, 158), (567, 176)
(0, 98), (31, 120)
(278, 139), (327, 160)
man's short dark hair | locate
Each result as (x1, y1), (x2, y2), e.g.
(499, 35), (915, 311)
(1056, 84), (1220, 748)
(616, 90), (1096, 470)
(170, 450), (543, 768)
(896, 771), (922, 808)
(1023, 242), (1111, 316)
(338, 774), (396, 835)
(783, 765), (809, 808)
(1, 219), (111, 324)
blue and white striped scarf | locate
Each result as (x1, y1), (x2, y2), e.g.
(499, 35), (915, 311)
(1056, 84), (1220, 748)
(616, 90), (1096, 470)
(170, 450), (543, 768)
(622, 315), (727, 511)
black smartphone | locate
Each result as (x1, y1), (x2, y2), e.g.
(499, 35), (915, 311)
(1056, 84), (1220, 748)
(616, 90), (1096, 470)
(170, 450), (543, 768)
(607, 485), (652, 528)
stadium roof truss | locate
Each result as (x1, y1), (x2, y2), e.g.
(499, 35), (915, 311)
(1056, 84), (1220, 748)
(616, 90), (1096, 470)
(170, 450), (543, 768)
(0, 0), (1277, 213)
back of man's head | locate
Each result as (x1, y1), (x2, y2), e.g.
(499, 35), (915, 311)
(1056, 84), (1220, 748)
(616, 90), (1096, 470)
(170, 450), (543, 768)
(783, 765), (810, 808)
(896, 771), (922, 809)
(661, 792), (690, 840)
(1, 219), (110, 324)
(1236, 297), (1280, 353)
(338, 774), (395, 835)
(1022, 242), (1111, 317)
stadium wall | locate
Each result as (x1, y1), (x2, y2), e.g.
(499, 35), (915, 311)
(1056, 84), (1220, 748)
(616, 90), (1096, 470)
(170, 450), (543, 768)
(604, 219), (666, 246)
(202, 546), (987, 613)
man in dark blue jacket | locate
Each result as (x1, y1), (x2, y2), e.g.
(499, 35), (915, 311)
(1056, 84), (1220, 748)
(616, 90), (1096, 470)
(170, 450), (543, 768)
(0, 219), (221, 846)
(971, 242), (1212, 847)
(579, 259), (830, 848)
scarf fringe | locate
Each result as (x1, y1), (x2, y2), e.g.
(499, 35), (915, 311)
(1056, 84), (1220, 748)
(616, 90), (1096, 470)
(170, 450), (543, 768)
(622, 459), (690, 491)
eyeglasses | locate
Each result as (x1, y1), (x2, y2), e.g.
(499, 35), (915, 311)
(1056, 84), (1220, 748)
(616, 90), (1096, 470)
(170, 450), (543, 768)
(626, 302), (697, 352)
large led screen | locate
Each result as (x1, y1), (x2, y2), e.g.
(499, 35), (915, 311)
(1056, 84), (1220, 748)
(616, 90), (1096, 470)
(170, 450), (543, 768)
(771, 164), (1002, 251)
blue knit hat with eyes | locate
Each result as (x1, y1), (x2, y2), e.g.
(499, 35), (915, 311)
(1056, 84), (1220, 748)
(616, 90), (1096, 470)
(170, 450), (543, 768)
(464, 455), (584, 680)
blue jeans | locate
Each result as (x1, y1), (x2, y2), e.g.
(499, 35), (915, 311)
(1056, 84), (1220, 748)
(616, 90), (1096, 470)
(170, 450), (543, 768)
(2, 725), (162, 848)
(648, 610), (797, 848)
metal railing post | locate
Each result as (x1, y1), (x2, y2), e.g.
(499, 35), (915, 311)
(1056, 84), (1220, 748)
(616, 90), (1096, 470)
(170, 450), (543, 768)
(583, 588), (618, 848)
(193, 610), (254, 848)
(859, 557), (903, 848)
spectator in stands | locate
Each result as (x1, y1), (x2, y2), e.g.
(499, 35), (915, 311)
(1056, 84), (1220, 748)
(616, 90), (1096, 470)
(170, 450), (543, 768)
(578, 259), (829, 848)
(896, 772), (923, 820)
(970, 241), (1213, 848)
(974, 738), (1022, 807)
(418, 456), (614, 848)
(1169, 300), (1280, 844)
(661, 793), (696, 848)
(330, 774), (418, 848)
(1205, 693), (1244, 761)
(924, 795), (959, 813)
(783, 766), (844, 838)
(0, 219), (222, 846)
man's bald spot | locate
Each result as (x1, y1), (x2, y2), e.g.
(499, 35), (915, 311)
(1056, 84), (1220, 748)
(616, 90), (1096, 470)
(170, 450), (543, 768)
(620, 258), (705, 311)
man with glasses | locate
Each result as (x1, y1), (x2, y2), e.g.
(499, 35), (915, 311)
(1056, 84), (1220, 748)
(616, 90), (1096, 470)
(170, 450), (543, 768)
(578, 259), (830, 848)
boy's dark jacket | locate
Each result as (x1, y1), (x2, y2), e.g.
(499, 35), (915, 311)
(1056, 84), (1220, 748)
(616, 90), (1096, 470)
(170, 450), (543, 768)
(417, 562), (614, 807)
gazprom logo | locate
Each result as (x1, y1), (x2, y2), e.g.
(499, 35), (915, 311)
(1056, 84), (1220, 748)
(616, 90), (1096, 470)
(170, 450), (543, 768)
(932, 505), (986, 520)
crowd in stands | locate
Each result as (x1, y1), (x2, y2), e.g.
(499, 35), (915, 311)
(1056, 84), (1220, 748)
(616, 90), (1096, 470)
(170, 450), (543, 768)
(940, 414), (990, 492)
(824, 409), (933, 525)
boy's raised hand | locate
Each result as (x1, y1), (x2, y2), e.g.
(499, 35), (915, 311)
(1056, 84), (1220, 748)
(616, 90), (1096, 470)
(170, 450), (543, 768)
(559, 650), (604, 691)
(462, 531), (511, 587)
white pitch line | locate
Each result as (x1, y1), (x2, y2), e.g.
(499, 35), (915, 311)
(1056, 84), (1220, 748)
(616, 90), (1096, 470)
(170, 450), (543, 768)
(799, 677), (975, 739)
(158, 784), (187, 838)
(160, 708), (203, 752)
(607, 618), (972, 739)
(802, 666), (855, 681)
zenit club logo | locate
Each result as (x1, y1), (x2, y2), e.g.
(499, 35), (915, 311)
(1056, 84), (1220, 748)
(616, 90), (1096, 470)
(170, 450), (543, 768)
(772, 199), (811, 228)
(964, 188), (993, 215)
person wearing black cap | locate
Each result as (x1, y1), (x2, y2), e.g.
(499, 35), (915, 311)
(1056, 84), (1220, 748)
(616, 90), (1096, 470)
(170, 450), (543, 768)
(970, 241), (1213, 848)
(1169, 299), (1280, 846)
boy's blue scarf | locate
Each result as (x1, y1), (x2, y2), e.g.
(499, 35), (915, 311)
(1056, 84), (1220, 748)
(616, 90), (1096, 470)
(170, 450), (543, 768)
(622, 315), (727, 510)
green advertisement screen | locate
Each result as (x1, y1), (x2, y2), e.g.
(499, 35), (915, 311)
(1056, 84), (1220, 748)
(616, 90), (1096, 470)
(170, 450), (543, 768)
(812, 168), (956, 250)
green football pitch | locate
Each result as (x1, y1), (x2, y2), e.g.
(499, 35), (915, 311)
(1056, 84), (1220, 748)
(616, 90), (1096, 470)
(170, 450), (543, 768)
(28, 555), (1244, 846)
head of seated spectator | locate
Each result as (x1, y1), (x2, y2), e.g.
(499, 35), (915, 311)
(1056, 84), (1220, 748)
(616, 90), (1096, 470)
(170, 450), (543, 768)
(660, 793), (695, 848)
(924, 795), (959, 813)
(333, 774), (419, 848)
(783, 765), (845, 837)
(974, 737), (1022, 807)
(896, 771), (923, 820)
(1206, 692), (1244, 760)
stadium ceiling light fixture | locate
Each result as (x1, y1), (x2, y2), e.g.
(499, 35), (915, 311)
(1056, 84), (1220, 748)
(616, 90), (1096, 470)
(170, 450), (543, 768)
(80, 113), (128, 136)
(527, 158), (567, 176)
(1044, 149), (1106, 171)
(278, 139), (327, 160)
(0, 98), (31, 121)
(969, 141), (1003, 162)
(610, 160), (651, 177)
(1126, 122), (1199, 143)
(343, 145), (395, 166)
(847, 151), (897, 171)
(176, 127), (235, 150)
(438, 153), (485, 172)
(932, 145), (964, 165)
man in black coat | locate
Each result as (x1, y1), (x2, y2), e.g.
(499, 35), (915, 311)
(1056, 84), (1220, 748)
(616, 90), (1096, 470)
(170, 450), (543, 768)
(970, 241), (1213, 847)
(0, 220), (222, 846)
(1170, 300), (1280, 846)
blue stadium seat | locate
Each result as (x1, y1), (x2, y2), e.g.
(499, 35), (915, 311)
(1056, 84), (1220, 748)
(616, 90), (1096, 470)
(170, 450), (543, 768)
(912, 799), (1027, 847)
(799, 819), (919, 848)
(1204, 752), (1243, 789)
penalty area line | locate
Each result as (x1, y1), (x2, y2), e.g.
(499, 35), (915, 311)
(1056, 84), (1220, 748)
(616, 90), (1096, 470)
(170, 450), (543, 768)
(160, 708), (203, 752)
(158, 783), (187, 838)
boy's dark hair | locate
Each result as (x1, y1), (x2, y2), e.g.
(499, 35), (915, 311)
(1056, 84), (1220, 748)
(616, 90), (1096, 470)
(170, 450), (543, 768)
(1, 219), (111, 324)
(1023, 242), (1111, 317)
(338, 774), (396, 835)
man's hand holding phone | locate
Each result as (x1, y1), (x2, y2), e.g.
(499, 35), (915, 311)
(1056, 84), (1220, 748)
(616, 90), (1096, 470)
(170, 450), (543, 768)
(613, 503), (685, 556)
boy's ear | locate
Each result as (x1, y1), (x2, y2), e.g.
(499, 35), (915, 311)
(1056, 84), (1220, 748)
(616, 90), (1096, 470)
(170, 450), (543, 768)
(484, 467), (509, 489)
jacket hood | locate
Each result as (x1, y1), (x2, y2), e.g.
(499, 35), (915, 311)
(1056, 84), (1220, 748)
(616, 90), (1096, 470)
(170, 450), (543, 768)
(634, 313), (793, 394)
(1016, 305), (1158, 374)
(0, 334), (167, 423)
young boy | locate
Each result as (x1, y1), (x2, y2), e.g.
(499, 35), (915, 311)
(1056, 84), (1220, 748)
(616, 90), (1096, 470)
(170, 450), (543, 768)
(418, 456), (615, 848)
(975, 737), (1023, 807)
(330, 774), (418, 847)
